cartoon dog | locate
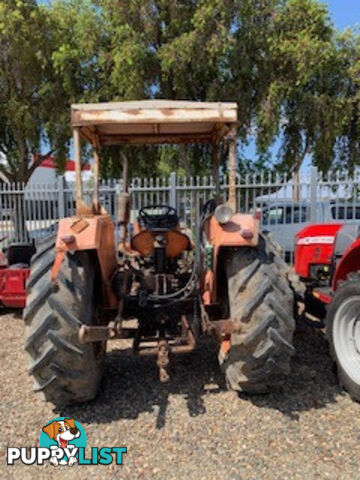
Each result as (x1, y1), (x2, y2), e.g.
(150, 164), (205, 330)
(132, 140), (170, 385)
(42, 418), (80, 466)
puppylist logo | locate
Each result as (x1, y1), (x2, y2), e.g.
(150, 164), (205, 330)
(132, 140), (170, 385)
(7, 417), (127, 467)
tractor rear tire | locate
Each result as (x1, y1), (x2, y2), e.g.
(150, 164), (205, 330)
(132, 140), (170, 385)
(23, 238), (105, 406)
(219, 233), (296, 393)
(327, 273), (360, 402)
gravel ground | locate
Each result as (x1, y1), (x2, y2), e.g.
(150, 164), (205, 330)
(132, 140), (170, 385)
(0, 311), (360, 480)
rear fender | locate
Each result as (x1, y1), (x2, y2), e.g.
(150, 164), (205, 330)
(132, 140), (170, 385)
(203, 214), (259, 305)
(332, 238), (360, 291)
(54, 215), (118, 308)
(205, 214), (259, 249)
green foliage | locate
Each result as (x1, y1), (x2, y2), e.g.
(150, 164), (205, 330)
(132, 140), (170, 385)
(0, 0), (52, 181)
(332, 30), (360, 173)
(256, 0), (336, 169)
(49, 0), (102, 102)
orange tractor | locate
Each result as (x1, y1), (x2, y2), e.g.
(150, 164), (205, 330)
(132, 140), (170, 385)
(24, 101), (295, 405)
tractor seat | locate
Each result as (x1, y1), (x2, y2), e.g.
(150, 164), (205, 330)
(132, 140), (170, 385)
(7, 243), (36, 266)
(8, 263), (29, 269)
(334, 223), (360, 259)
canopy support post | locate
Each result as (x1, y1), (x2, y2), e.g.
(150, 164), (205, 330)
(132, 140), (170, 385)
(122, 152), (129, 194)
(228, 130), (237, 211)
(118, 153), (130, 248)
(93, 134), (100, 213)
(212, 143), (221, 203)
(74, 127), (83, 215)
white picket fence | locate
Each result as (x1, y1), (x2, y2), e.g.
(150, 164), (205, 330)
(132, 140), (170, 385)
(1, 167), (360, 259)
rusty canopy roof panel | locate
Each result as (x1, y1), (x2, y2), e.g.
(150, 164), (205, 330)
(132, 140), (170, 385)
(71, 100), (238, 146)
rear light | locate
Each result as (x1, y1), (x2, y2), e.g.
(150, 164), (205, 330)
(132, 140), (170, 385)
(61, 234), (75, 245)
(240, 229), (254, 240)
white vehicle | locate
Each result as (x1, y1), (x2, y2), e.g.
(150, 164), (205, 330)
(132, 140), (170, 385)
(261, 200), (360, 261)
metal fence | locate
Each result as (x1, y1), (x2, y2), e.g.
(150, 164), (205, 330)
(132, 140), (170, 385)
(1, 167), (360, 259)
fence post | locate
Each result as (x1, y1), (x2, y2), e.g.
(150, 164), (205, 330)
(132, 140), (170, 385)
(169, 171), (177, 209)
(58, 175), (65, 218)
(310, 166), (318, 223)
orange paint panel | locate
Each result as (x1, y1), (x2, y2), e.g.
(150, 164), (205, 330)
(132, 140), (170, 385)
(220, 339), (231, 354)
(166, 231), (191, 257)
(131, 230), (191, 258)
(204, 214), (260, 305)
(202, 270), (214, 306)
(206, 214), (259, 247)
(131, 231), (154, 257)
(56, 215), (118, 307)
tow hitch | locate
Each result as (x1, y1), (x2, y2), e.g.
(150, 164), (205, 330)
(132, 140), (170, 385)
(78, 315), (196, 382)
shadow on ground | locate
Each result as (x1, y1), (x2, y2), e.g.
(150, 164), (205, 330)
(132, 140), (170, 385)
(60, 336), (227, 429)
(60, 322), (342, 428)
(0, 307), (22, 319)
(243, 322), (342, 420)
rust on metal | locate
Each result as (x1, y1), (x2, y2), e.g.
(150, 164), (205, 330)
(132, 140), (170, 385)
(125, 109), (141, 116)
(137, 342), (195, 355)
(99, 133), (215, 145)
(210, 319), (237, 336)
(211, 320), (236, 357)
(157, 340), (170, 382)
(78, 323), (138, 343)
(136, 316), (196, 357)
(71, 101), (238, 147)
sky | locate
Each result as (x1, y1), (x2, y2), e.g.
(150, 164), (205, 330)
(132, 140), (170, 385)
(324, 0), (360, 30)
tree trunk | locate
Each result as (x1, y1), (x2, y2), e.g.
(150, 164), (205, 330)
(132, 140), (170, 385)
(292, 168), (300, 203)
(292, 140), (310, 203)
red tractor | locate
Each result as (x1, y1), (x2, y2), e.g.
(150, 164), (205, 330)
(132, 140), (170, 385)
(295, 222), (360, 401)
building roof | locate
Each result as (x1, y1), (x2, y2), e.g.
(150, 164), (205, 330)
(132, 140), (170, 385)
(41, 157), (91, 171)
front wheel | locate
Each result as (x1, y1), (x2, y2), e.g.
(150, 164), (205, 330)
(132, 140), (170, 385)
(327, 273), (360, 402)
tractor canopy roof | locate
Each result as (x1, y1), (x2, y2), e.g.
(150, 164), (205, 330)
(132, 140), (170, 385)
(71, 100), (238, 147)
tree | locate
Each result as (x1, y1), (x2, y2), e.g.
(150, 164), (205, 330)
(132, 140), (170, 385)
(97, 0), (359, 179)
(0, 0), (103, 183)
(255, 1), (334, 170)
(332, 30), (360, 173)
(255, 0), (360, 181)
(95, 0), (239, 177)
(0, 0), (60, 182)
